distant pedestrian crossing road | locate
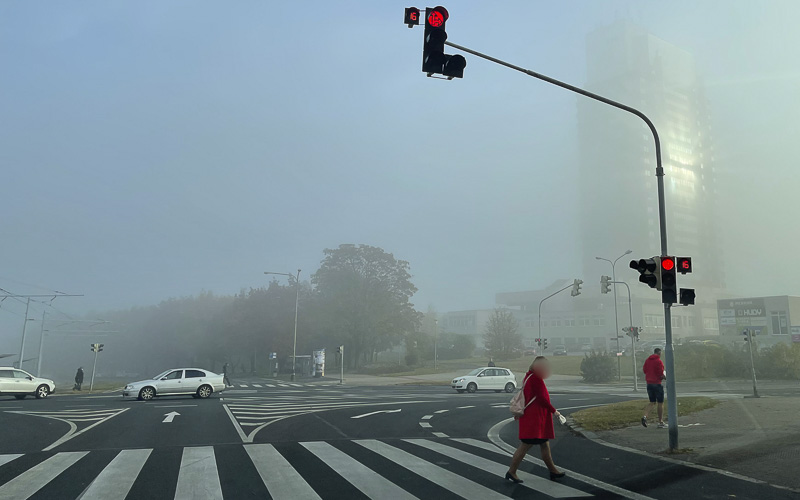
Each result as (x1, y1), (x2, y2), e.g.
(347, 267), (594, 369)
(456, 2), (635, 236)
(0, 438), (612, 499)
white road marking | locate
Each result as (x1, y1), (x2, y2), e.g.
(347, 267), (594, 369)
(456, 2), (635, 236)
(252, 384), (262, 388)
(420, 415), (432, 420)
(432, 432), (449, 438)
(78, 448), (151, 500)
(355, 440), (507, 500)
(486, 418), (655, 500)
(433, 409), (448, 414)
(162, 411), (180, 423)
(350, 409), (401, 419)
(0, 451), (87, 499)
(245, 444), (321, 500)
(6, 408), (130, 452)
(302, 442), (417, 499)
(407, 439), (590, 498)
(239, 384), (249, 388)
(174, 446), (223, 500)
(0, 454), (22, 468)
(154, 405), (197, 408)
(456, 405), (475, 409)
(265, 384), (276, 387)
(419, 422), (432, 428)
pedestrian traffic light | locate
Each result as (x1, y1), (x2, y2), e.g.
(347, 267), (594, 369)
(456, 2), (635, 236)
(679, 288), (695, 306)
(661, 256), (677, 304)
(630, 257), (662, 290)
(570, 279), (583, 297)
(404, 7), (420, 28)
(600, 275), (611, 294)
(676, 257), (692, 274)
(543, 339), (548, 350)
(535, 338), (542, 347)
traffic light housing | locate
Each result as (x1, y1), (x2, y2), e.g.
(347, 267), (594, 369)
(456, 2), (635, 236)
(543, 339), (548, 350)
(423, 6), (448, 75)
(535, 338), (542, 347)
(743, 330), (750, 342)
(661, 256), (677, 304)
(571, 279), (583, 297)
(679, 288), (695, 306)
(630, 257), (662, 290)
(677, 257), (692, 274)
(404, 7), (420, 28)
(90, 343), (104, 353)
(600, 275), (611, 294)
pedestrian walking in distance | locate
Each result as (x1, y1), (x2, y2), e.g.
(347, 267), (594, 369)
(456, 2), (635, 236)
(74, 367), (84, 391)
(506, 356), (565, 483)
(222, 362), (232, 387)
(642, 348), (667, 429)
(488, 357), (496, 367)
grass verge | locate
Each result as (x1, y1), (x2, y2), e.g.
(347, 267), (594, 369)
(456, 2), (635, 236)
(360, 355), (584, 377)
(571, 396), (720, 432)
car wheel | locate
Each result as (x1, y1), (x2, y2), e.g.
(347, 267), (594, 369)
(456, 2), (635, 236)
(196, 384), (212, 399)
(456, 390), (465, 394)
(504, 382), (515, 393)
(467, 383), (477, 393)
(35, 385), (50, 399)
(138, 386), (155, 401)
(14, 394), (26, 400)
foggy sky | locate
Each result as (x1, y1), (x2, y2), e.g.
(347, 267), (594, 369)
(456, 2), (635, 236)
(2, 1), (799, 345)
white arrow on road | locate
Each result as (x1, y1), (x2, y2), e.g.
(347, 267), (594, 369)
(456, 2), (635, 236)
(162, 411), (180, 423)
(350, 409), (401, 419)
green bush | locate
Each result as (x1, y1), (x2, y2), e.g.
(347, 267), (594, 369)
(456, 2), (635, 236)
(580, 351), (618, 382)
(671, 343), (800, 381)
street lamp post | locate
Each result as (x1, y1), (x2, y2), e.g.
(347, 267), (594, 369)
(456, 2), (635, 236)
(433, 318), (438, 370)
(265, 269), (301, 382)
(596, 250), (632, 380)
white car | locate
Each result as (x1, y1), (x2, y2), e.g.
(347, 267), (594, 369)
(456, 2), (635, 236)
(123, 368), (225, 401)
(0, 367), (56, 399)
(452, 367), (517, 394)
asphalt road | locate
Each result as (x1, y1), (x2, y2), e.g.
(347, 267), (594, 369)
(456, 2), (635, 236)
(0, 379), (795, 500)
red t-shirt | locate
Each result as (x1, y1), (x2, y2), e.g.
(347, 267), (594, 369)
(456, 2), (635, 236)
(642, 354), (665, 385)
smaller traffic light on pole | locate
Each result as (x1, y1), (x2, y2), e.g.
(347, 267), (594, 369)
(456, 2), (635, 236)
(600, 275), (611, 294)
(337, 345), (344, 385)
(570, 279), (583, 297)
(543, 339), (548, 351)
(89, 343), (104, 392)
(404, 7), (420, 28)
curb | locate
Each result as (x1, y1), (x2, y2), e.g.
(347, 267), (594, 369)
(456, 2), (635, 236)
(564, 417), (800, 494)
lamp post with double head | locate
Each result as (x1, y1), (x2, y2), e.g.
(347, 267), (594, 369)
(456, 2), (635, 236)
(264, 269), (301, 381)
(596, 250), (632, 380)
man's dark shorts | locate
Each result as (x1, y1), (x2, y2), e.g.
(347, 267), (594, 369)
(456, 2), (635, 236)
(647, 383), (664, 403)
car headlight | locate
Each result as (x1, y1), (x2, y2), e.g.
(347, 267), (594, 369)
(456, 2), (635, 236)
(458, 378), (465, 383)
(125, 385), (133, 390)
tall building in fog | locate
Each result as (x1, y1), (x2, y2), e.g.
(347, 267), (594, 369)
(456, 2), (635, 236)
(578, 21), (725, 292)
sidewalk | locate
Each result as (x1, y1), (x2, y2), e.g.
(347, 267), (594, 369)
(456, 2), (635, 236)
(586, 396), (800, 490)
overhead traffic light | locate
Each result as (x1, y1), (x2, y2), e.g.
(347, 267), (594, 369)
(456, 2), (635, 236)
(661, 256), (677, 304)
(600, 275), (611, 294)
(404, 7), (420, 28)
(571, 279), (583, 297)
(90, 343), (104, 353)
(630, 257), (662, 290)
(421, 6), (466, 79)
(543, 339), (548, 350)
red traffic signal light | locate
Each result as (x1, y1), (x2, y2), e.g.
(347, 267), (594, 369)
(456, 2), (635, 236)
(661, 257), (675, 271)
(427, 6), (448, 27)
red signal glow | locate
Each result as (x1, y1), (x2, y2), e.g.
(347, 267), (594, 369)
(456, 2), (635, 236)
(428, 9), (447, 27)
(661, 258), (675, 271)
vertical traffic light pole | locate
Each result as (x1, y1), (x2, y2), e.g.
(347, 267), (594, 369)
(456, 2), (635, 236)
(745, 330), (759, 398)
(442, 40), (679, 449)
(90, 344), (99, 392)
(612, 280), (638, 392)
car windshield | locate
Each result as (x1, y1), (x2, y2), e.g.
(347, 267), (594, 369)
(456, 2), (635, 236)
(466, 368), (483, 376)
(151, 370), (171, 380)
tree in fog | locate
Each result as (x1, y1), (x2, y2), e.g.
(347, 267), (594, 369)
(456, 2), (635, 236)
(483, 309), (522, 360)
(312, 244), (420, 368)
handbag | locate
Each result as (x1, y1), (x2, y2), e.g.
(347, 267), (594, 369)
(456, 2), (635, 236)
(509, 373), (536, 417)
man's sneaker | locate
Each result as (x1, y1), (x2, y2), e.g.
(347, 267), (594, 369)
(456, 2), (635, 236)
(641, 416), (648, 428)
(657, 422), (667, 429)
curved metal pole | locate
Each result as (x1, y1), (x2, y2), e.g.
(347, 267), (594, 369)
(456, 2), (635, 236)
(444, 40), (677, 450)
(538, 283), (573, 349)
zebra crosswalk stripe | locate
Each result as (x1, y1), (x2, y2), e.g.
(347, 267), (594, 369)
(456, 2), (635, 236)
(354, 440), (508, 500)
(302, 442), (418, 500)
(78, 448), (151, 500)
(245, 443), (321, 500)
(174, 446), (223, 500)
(405, 439), (591, 498)
(0, 451), (87, 500)
(0, 455), (21, 468)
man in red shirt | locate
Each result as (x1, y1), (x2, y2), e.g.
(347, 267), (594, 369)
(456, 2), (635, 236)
(641, 348), (666, 428)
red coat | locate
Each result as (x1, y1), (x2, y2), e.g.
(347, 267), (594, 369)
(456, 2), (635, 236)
(518, 370), (556, 440)
(642, 354), (665, 385)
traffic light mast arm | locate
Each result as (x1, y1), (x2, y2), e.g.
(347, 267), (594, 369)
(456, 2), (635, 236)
(538, 282), (574, 341)
(442, 38), (678, 448)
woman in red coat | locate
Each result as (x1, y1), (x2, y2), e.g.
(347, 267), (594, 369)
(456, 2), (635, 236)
(506, 356), (565, 483)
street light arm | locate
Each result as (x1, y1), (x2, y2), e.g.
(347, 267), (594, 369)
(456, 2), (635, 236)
(538, 283), (574, 338)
